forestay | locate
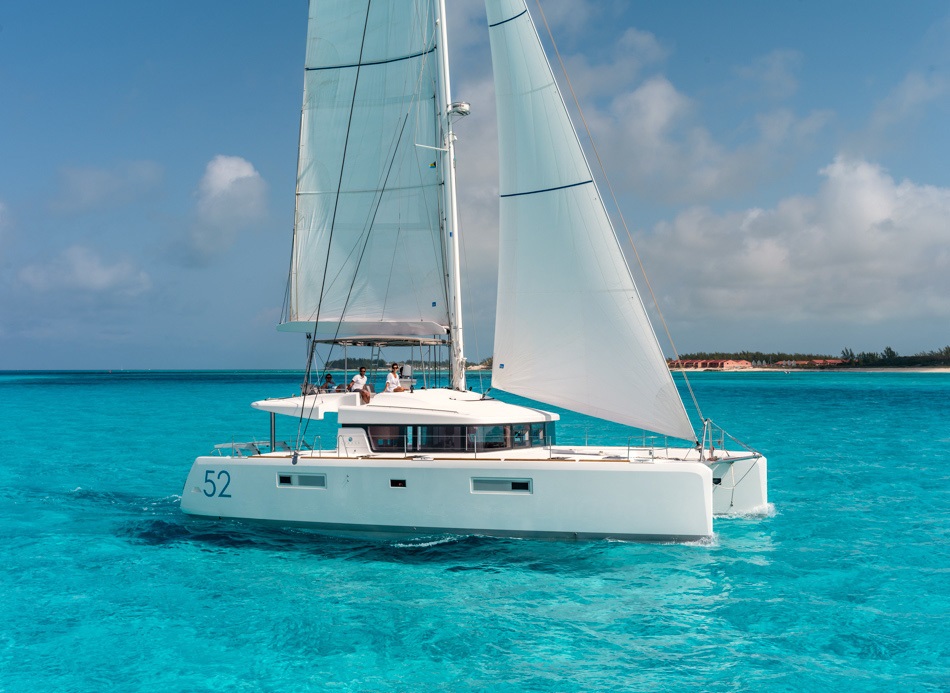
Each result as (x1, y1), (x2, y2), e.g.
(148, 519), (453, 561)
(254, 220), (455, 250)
(282, 0), (451, 339)
(485, 0), (697, 442)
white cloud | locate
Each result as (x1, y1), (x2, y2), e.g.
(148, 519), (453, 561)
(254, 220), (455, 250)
(18, 245), (151, 297)
(187, 155), (268, 259)
(527, 0), (594, 38)
(736, 50), (802, 100)
(560, 26), (669, 102)
(0, 200), (9, 240)
(52, 161), (163, 213)
(196, 155), (268, 226)
(449, 3), (827, 210)
(861, 71), (948, 151)
(639, 157), (950, 323)
(585, 73), (833, 203)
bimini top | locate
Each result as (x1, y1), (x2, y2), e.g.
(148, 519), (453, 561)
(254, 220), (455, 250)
(252, 388), (558, 426)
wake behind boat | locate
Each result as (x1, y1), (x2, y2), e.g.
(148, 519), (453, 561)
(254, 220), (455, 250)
(181, 0), (768, 541)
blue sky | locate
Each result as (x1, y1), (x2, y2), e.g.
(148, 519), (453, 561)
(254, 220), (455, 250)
(1, 1), (948, 369)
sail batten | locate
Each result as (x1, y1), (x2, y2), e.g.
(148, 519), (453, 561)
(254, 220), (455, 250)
(305, 45), (437, 72)
(486, 0), (697, 441)
(500, 179), (593, 198)
(487, 9), (527, 28)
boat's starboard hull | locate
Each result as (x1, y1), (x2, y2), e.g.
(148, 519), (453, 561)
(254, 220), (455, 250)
(181, 455), (714, 542)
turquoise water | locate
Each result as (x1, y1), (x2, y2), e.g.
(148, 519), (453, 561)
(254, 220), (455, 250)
(1, 370), (948, 691)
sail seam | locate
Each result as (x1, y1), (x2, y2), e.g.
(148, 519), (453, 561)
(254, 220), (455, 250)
(488, 10), (527, 28)
(305, 46), (436, 72)
(499, 179), (592, 198)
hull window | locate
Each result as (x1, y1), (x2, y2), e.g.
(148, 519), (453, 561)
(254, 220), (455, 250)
(472, 478), (533, 494)
(277, 474), (327, 488)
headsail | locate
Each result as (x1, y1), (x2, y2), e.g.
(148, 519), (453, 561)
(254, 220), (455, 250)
(486, 0), (697, 441)
(283, 0), (452, 340)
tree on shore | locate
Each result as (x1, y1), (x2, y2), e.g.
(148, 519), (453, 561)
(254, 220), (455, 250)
(677, 346), (950, 368)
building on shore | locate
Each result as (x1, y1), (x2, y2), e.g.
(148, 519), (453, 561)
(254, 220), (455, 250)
(667, 359), (753, 371)
(668, 358), (849, 370)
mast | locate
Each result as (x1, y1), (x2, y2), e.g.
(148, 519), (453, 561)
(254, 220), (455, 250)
(437, 0), (467, 391)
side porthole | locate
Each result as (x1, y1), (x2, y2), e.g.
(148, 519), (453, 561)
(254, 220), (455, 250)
(471, 478), (533, 494)
(277, 473), (327, 488)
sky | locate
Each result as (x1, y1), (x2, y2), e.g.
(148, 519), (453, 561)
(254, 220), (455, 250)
(1, 0), (948, 369)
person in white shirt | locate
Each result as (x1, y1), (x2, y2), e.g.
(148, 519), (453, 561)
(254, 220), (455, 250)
(348, 367), (371, 403)
(385, 363), (407, 393)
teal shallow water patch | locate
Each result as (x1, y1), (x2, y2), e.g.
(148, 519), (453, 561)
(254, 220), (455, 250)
(1, 371), (948, 691)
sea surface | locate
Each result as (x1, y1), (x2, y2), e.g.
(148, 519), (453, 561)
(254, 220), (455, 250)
(1, 370), (947, 692)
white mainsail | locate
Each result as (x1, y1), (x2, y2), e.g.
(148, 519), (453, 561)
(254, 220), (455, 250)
(486, 0), (697, 442)
(282, 0), (452, 340)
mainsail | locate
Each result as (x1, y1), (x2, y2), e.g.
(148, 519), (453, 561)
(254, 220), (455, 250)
(486, 0), (697, 441)
(282, 0), (453, 340)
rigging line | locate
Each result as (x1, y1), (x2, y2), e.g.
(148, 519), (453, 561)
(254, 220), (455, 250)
(380, 217), (403, 320)
(316, 113), (409, 382)
(432, 117), (452, 336)
(334, 112), (414, 339)
(322, 33), (436, 329)
(302, 77), (438, 445)
(297, 0), (375, 448)
(435, 134), (452, 336)
(400, 14), (449, 328)
(533, 0), (705, 424)
(280, 234), (293, 324)
(368, 22), (445, 337)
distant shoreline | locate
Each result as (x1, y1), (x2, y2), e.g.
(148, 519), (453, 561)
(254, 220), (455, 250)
(667, 366), (950, 374)
(2, 367), (948, 375)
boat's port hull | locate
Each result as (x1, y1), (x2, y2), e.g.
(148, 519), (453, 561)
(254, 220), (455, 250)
(710, 455), (769, 515)
(181, 455), (716, 542)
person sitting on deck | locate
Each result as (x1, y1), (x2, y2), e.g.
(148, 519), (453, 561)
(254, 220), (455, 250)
(348, 367), (371, 404)
(318, 373), (339, 393)
(385, 363), (407, 393)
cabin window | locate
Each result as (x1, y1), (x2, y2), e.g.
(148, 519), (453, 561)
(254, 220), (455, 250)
(472, 425), (508, 449)
(418, 425), (468, 452)
(512, 424), (530, 448)
(472, 478), (533, 493)
(366, 422), (555, 453)
(368, 425), (407, 452)
(530, 422), (552, 446)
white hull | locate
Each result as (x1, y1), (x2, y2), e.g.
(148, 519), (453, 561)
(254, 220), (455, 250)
(181, 449), (767, 542)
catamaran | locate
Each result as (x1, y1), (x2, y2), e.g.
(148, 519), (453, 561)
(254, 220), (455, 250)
(181, 0), (768, 541)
